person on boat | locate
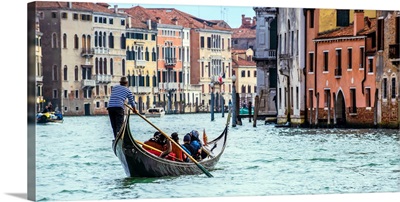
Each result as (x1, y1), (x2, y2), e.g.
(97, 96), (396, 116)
(107, 76), (137, 139)
(181, 133), (197, 162)
(143, 132), (164, 151)
(41, 106), (49, 113)
(157, 134), (172, 159)
(189, 130), (202, 160)
(170, 132), (183, 162)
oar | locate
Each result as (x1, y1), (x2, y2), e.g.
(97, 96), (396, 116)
(125, 104), (214, 177)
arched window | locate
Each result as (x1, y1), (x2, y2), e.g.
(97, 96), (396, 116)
(99, 58), (103, 74)
(145, 47), (149, 61)
(95, 58), (99, 74)
(104, 58), (107, 74)
(241, 85), (246, 93)
(152, 48), (156, 61)
(241, 70), (246, 77)
(121, 33), (126, 49)
(87, 35), (91, 50)
(103, 31), (107, 48)
(110, 58), (114, 75)
(74, 34), (79, 49)
(53, 65), (58, 81)
(82, 35), (86, 50)
(122, 59), (126, 76)
(52, 33), (58, 48)
(63, 65), (68, 81)
(63, 33), (67, 48)
(74, 66), (79, 81)
(392, 77), (397, 99)
(94, 31), (98, 47)
(109, 32), (114, 48)
(99, 32), (102, 47)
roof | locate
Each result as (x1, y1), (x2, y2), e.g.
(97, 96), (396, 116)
(232, 55), (256, 66)
(34, 1), (116, 14)
(315, 18), (376, 39)
(232, 27), (256, 39)
(122, 6), (232, 31)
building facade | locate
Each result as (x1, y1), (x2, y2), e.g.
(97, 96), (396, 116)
(253, 7), (278, 117)
(276, 8), (306, 126)
(375, 10), (400, 128)
(306, 9), (378, 127)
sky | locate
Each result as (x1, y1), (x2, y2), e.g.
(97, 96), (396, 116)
(1, 1), (399, 202)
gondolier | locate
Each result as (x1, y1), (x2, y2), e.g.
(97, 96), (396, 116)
(107, 76), (137, 138)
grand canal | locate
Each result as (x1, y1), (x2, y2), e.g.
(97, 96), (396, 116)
(35, 113), (400, 201)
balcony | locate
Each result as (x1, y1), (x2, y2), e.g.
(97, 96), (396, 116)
(81, 79), (96, 88)
(96, 74), (112, 83)
(334, 68), (342, 78)
(153, 87), (159, 94)
(159, 82), (180, 90)
(254, 49), (276, 60)
(94, 47), (109, 54)
(135, 60), (146, 68)
(36, 76), (43, 83)
(164, 58), (177, 68)
(81, 48), (94, 57)
(389, 44), (399, 64)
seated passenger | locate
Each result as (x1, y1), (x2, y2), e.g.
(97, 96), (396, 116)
(143, 132), (164, 151)
(170, 132), (183, 162)
(181, 134), (197, 162)
(189, 130), (202, 160)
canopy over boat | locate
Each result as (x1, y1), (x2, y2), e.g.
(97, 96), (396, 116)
(112, 109), (230, 177)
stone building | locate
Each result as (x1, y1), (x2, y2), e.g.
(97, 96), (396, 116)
(276, 8), (306, 126)
(375, 10), (400, 128)
(253, 7), (278, 117)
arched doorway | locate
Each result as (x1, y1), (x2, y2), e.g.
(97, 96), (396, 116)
(335, 91), (346, 125)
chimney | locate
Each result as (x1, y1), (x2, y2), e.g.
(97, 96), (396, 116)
(114, 5), (118, 13)
(147, 19), (151, 30)
(353, 10), (364, 36)
(67, 2), (72, 8)
(241, 14), (245, 26)
(252, 16), (256, 25)
(156, 17), (161, 24)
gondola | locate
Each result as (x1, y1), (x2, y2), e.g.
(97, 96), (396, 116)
(112, 107), (230, 178)
(36, 111), (63, 124)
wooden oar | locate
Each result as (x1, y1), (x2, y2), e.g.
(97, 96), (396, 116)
(125, 104), (214, 177)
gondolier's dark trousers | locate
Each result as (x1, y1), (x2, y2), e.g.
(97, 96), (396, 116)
(107, 107), (125, 138)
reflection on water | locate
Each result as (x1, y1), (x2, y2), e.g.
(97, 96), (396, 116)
(35, 114), (400, 201)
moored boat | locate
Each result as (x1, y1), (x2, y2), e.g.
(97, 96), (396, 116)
(112, 107), (230, 177)
(144, 107), (165, 118)
(36, 111), (63, 124)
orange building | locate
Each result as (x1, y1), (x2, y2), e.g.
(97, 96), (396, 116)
(306, 9), (377, 127)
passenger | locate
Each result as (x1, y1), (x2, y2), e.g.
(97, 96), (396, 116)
(143, 132), (164, 151)
(157, 134), (172, 159)
(189, 130), (202, 160)
(170, 132), (183, 162)
(181, 133), (197, 162)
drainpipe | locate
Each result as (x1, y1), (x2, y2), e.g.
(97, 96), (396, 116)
(303, 9), (308, 126)
(361, 37), (366, 95)
(328, 93), (331, 126)
(314, 40), (318, 126)
(333, 92), (337, 125)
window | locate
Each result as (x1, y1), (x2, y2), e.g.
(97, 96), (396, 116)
(63, 65), (68, 81)
(254, 70), (257, 77)
(241, 70), (246, 78)
(52, 65), (58, 81)
(324, 89), (330, 107)
(279, 88), (282, 109)
(377, 18), (384, 51)
(348, 48), (352, 69)
(336, 9), (349, 27)
(52, 33), (58, 48)
(350, 88), (357, 113)
(121, 19), (125, 26)
(392, 77), (397, 99)
(359, 47), (365, 69)
(105, 102), (108, 108)
(120, 34), (126, 49)
(248, 85), (251, 93)
(336, 49), (342, 75)
(365, 88), (371, 107)
(74, 34), (79, 49)
(309, 10), (314, 28)
(53, 89), (58, 98)
(62, 12), (67, 19)
(323, 51), (328, 71)
(64, 90), (68, 98)
(383, 78), (388, 99)
(296, 86), (299, 109)
(51, 12), (57, 18)
(63, 34), (67, 48)
(96, 102), (100, 108)
(309, 52), (314, 72)
(109, 18), (113, 24)
(75, 90), (79, 99)
(110, 59), (114, 75)
(73, 13), (78, 20)
(75, 66), (78, 81)
(247, 70), (250, 77)
(108, 33), (114, 48)
(368, 58), (373, 73)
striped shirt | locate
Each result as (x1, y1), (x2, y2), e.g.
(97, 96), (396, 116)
(108, 84), (135, 108)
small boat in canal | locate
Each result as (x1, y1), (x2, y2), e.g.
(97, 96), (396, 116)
(144, 107), (165, 118)
(112, 106), (230, 177)
(36, 111), (63, 124)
